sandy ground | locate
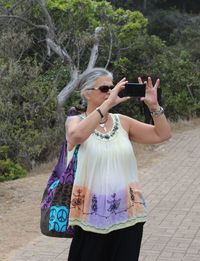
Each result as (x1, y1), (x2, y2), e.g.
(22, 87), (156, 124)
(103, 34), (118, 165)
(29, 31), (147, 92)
(1, 118), (200, 260)
(0, 161), (56, 260)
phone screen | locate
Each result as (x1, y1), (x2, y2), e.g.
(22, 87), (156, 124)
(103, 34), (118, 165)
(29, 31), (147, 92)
(119, 83), (146, 98)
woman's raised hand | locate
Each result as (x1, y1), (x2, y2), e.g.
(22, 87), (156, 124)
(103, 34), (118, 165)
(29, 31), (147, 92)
(106, 78), (130, 108)
(138, 77), (160, 109)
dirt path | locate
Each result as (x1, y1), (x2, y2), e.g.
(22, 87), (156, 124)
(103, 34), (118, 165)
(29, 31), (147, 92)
(0, 163), (55, 260)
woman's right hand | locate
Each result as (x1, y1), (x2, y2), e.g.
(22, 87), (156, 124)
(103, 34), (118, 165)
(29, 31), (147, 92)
(105, 78), (130, 108)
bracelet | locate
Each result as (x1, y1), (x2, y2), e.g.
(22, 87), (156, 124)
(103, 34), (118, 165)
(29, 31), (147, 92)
(96, 107), (104, 118)
(150, 106), (164, 117)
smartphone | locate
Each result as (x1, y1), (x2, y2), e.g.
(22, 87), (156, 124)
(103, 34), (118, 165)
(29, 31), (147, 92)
(119, 83), (146, 98)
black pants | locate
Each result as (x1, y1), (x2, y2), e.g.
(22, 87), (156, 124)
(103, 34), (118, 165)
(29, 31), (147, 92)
(68, 222), (145, 261)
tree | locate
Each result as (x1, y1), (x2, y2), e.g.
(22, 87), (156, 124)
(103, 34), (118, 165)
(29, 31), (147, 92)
(0, 0), (148, 107)
(108, 0), (148, 11)
(1, 0), (199, 173)
(108, 0), (200, 13)
(0, 0), (149, 170)
(149, 0), (200, 13)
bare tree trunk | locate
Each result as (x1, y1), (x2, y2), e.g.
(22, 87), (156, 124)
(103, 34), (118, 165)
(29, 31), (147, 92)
(105, 28), (113, 69)
(57, 78), (79, 106)
(86, 27), (103, 71)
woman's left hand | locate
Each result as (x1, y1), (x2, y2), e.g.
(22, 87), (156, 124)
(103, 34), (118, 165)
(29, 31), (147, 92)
(138, 77), (160, 110)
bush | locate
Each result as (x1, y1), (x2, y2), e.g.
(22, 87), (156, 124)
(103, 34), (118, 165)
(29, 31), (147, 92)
(0, 159), (27, 182)
(0, 59), (65, 170)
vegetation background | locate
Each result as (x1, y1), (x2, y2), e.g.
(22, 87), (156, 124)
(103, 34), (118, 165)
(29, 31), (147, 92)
(0, 0), (200, 181)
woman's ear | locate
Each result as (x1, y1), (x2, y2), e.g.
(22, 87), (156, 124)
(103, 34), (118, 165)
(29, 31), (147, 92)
(83, 90), (90, 101)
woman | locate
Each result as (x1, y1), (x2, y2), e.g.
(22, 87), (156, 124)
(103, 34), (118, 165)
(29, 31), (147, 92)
(66, 68), (171, 261)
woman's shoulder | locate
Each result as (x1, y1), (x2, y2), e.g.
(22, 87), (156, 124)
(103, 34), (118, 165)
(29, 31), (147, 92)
(116, 113), (131, 121)
(113, 113), (131, 133)
(117, 113), (139, 123)
(65, 114), (84, 126)
(116, 113), (141, 130)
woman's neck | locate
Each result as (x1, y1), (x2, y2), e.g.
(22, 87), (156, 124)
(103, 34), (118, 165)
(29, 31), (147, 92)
(85, 104), (96, 115)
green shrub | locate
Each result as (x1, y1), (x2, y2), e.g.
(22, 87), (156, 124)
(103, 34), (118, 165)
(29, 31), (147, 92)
(0, 159), (27, 182)
(0, 59), (65, 170)
(0, 145), (9, 160)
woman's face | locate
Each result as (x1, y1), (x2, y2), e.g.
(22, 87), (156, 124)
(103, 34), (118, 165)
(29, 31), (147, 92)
(85, 76), (113, 107)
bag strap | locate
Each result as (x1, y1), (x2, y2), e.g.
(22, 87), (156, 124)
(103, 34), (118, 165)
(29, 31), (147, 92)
(50, 107), (81, 180)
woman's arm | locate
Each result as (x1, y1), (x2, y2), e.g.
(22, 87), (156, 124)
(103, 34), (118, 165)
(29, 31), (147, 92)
(120, 77), (171, 144)
(65, 101), (111, 147)
(120, 113), (171, 144)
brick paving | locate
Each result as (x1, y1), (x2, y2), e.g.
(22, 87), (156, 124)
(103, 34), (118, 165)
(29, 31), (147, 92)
(9, 125), (200, 261)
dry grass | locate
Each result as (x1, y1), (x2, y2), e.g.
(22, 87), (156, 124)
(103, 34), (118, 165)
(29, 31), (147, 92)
(170, 117), (200, 133)
(29, 159), (57, 177)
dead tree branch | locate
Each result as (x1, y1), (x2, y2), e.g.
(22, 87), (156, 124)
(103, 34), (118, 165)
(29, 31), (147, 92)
(37, 0), (55, 39)
(46, 38), (78, 77)
(87, 26), (103, 71)
(0, 15), (48, 31)
(105, 28), (113, 69)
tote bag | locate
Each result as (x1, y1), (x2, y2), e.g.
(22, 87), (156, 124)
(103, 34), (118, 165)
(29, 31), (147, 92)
(40, 107), (80, 238)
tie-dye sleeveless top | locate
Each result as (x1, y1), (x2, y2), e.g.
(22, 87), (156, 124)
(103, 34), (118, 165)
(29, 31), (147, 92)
(67, 113), (147, 234)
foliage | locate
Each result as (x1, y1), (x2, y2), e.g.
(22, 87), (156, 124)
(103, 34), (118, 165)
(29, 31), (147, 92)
(0, 159), (27, 182)
(160, 51), (200, 120)
(112, 34), (200, 120)
(44, 0), (148, 71)
(147, 10), (200, 52)
(150, 0), (200, 13)
(0, 0), (200, 175)
(108, 0), (200, 13)
(0, 58), (64, 170)
(112, 34), (166, 80)
(0, 0), (149, 172)
(0, 141), (28, 182)
(171, 16), (200, 62)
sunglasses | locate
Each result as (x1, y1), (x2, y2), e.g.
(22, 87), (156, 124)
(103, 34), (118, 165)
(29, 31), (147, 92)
(87, 85), (114, 93)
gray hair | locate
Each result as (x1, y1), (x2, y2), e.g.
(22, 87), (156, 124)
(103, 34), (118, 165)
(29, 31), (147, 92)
(78, 68), (113, 105)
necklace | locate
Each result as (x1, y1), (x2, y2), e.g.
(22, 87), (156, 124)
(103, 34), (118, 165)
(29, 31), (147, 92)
(99, 123), (107, 132)
(85, 111), (109, 132)
(99, 116), (109, 131)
